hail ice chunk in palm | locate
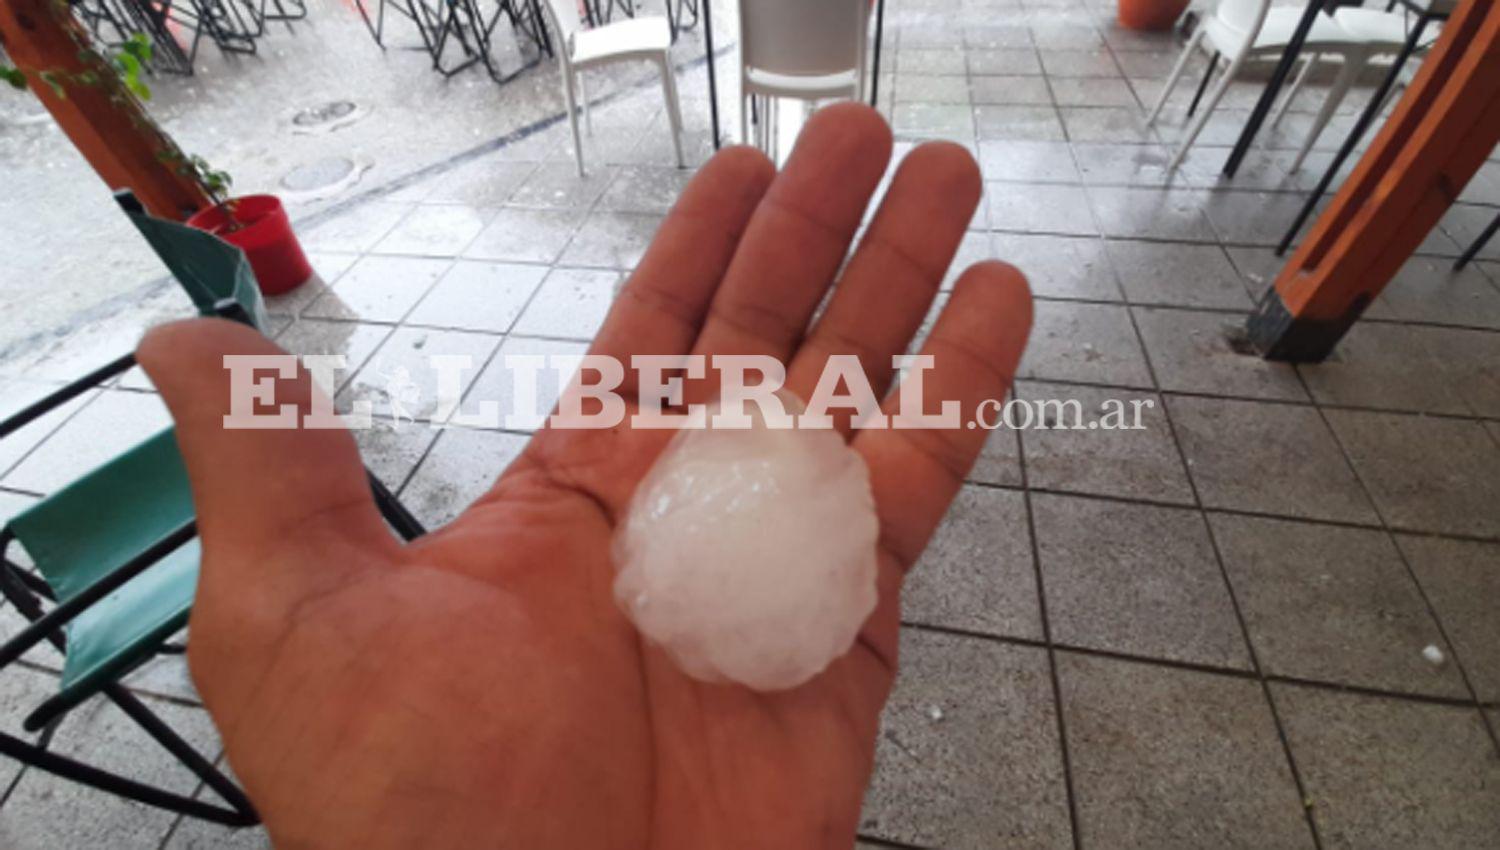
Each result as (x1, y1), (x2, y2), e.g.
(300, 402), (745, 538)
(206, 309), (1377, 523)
(612, 392), (880, 691)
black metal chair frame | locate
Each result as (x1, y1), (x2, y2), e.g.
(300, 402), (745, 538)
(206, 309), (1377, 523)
(0, 300), (426, 825)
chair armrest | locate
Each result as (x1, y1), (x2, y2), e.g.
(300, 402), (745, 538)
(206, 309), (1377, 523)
(0, 353), (137, 440)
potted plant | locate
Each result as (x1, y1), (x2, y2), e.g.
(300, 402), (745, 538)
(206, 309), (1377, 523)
(1, 16), (313, 295)
(1118, 0), (1191, 31)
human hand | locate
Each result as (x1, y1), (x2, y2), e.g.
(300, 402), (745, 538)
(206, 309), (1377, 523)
(137, 103), (1031, 850)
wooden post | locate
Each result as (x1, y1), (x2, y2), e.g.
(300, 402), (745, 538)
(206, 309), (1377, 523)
(1247, 0), (1500, 361)
(0, 0), (212, 220)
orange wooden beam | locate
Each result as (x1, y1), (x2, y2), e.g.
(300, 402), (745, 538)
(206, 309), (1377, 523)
(0, 0), (211, 220)
(1248, 0), (1500, 361)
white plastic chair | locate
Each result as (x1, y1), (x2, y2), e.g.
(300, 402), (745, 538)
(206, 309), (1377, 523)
(540, 0), (685, 176)
(1268, 5), (1441, 137)
(737, 0), (868, 151)
(1146, 0), (1416, 172)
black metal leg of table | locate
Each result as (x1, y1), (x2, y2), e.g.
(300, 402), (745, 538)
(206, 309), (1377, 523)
(870, 0), (886, 107)
(1275, 14), (1431, 255)
(1187, 51), (1220, 118)
(1453, 209), (1500, 271)
(702, 0), (720, 149)
(1223, 0), (1328, 177)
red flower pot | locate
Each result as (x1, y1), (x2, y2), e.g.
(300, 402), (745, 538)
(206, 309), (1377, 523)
(1118, 0), (1190, 31)
(188, 194), (313, 296)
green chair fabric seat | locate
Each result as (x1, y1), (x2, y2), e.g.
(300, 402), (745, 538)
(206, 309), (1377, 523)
(6, 428), (198, 716)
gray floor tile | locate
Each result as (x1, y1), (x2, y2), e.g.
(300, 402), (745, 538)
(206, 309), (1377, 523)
(297, 201), (412, 253)
(1168, 396), (1379, 524)
(1408, 325), (1500, 417)
(1086, 186), (1216, 241)
(968, 426), (1025, 488)
(969, 75), (1053, 105)
(1058, 654), (1314, 850)
(354, 416), (441, 493)
(559, 211), (662, 269)
(164, 816), (272, 849)
(1273, 684), (1500, 850)
(1439, 203), (1500, 263)
(1030, 24), (1105, 51)
(900, 48), (969, 75)
(1298, 322), (1470, 415)
(975, 106), (1067, 142)
(1106, 241), (1254, 308)
(400, 426), (528, 528)
(276, 319), (393, 393)
(372, 203), (493, 257)
(1379, 255), (1500, 330)
(512, 267), (621, 340)
(989, 183), (1097, 235)
(991, 234), (1121, 300)
(0, 694), (220, 849)
(405, 260), (548, 333)
(1071, 142), (1184, 188)
(895, 74), (973, 104)
(339, 327), (501, 423)
(893, 102), (976, 139)
(1212, 514), (1466, 697)
(1396, 535), (1500, 702)
(463, 208), (583, 264)
(596, 165), (693, 214)
(904, 485), (1041, 639)
(1020, 301), (1154, 387)
(0, 665), (55, 791)
(1134, 307), (1308, 401)
(1, 391), (170, 495)
(966, 48), (1044, 76)
(464, 336), (588, 431)
(965, 24), (1033, 50)
(422, 158), (537, 207)
(1034, 494), (1249, 667)
(861, 630), (1072, 849)
(1048, 77), (1137, 108)
(942, 231), (996, 290)
(1017, 381), (1193, 503)
(1202, 191), (1323, 246)
(1324, 410), (1500, 538)
(978, 140), (1074, 183)
(304, 255), (452, 323)
(0, 381), (95, 483)
(979, 142), (1079, 183)
(510, 162), (617, 210)
(1058, 106), (1158, 144)
(1038, 49), (1120, 77)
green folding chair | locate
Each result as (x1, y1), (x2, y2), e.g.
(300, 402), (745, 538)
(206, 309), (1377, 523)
(0, 191), (424, 825)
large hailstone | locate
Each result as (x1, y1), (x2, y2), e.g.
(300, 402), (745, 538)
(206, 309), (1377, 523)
(613, 395), (880, 691)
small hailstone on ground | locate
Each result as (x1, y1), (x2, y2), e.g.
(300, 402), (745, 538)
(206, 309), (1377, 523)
(613, 392), (880, 691)
(1422, 644), (1446, 666)
(927, 705), (944, 722)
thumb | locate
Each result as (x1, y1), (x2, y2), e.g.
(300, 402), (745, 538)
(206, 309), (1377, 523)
(137, 318), (397, 577)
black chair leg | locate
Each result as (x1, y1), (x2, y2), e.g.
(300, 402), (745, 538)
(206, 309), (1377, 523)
(1454, 209), (1500, 271)
(1187, 51), (1220, 118)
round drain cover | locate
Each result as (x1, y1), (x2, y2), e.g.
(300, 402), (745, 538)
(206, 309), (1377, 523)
(286, 100), (367, 134)
(278, 156), (370, 201)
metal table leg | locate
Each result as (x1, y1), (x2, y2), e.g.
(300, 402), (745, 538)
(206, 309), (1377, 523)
(703, 0), (719, 149)
(1223, 0), (1332, 177)
(1454, 208), (1500, 270)
(1275, 13), (1433, 255)
(869, 0), (885, 107)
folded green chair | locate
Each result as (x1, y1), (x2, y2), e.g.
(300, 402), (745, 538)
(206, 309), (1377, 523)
(0, 191), (424, 825)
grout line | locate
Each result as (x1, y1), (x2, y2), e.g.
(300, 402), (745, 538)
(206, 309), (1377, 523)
(1302, 370), (1500, 758)
(1097, 189), (1328, 847)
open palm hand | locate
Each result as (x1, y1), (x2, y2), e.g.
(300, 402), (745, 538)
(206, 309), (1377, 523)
(138, 104), (1031, 850)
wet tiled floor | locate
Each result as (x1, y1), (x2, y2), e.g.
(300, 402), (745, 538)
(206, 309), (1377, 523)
(4, 0), (1500, 846)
